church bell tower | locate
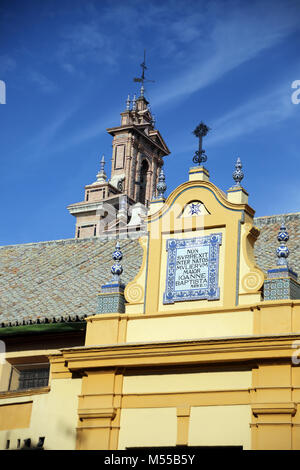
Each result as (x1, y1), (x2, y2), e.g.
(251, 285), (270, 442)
(107, 86), (170, 206)
(67, 53), (170, 238)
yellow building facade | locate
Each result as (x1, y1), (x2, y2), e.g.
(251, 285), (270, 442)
(1, 162), (300, 451)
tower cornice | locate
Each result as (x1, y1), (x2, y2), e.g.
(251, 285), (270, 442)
(106, 124), (170, 156)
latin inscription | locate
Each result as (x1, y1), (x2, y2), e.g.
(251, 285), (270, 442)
(175, 247), (209, 290)
(163, 234), (222, 304)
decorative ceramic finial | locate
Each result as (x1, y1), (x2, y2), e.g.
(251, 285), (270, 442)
(100, 154), (105, 171)
(126, 94), (131, 110)
(95, 155), (107, 183)
(276, 222), (289, 266)
(232, 157), (244, 187)
(192, 122), (210, 166)
(132, 94), (136, 111)
(157, 168), (167, 199)
(111, 241), (123, 283)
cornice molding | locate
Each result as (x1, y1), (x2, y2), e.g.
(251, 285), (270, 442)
(78, 407), (116, 420)
(60, 333), (300, 371)
(252, 403), (296, 416)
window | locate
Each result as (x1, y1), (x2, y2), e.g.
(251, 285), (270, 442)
(8, 363), (49, 391)
(18, 368), (49, 390)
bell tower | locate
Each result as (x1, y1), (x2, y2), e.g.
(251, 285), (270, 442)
(107, 53), (170, 206)
(67, 53), (170, 238)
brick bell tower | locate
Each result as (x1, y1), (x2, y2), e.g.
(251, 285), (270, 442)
(67, 54), (170, 239)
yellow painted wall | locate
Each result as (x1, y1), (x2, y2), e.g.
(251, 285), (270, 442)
(118, 408), (177, 449)
(0, 362), (12, 392)
(0, 402), (32, 431)
(126, 310), (253, 343)
(123, 370), (252, 394)
(189, 405), (251, 449)
(0, 378), (81, 450)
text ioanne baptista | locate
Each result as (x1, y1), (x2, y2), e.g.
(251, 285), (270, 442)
(175, 247), (209, 290)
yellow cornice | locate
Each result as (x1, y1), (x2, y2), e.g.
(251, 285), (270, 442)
(252, 403), (297, 416)
(78, 408), (116, 420)
(60, 333), (300, 371)
(88, 299), (300, 321)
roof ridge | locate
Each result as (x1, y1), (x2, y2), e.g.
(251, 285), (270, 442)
(254, 212), (300, 220)
(0, 235), (133, 249)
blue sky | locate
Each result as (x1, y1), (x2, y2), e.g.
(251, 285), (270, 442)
(0, 0), (299, 245)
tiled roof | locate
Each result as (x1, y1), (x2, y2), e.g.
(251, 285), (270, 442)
(0, 212), (299, 327)
(0, 238), (143, 327)
(254, 212), (300, 274)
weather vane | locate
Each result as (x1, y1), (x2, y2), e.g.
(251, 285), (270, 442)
(192, 122), (210, 165)
(133, 50), (155, 96)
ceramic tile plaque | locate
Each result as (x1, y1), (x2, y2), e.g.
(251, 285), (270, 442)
(163, 234), (222, 304)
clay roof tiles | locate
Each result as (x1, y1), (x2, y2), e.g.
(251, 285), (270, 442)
(0, 212), (299, 327)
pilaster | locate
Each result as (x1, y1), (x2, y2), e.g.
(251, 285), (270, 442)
(76, 368), (124, 450)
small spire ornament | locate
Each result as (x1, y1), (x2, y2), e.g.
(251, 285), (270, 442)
(276, 222), (289, 266)
(95, 155), (107, 183)
(156, 168), (167, 199)
(192, 122), (210, 166)
(132, 94), (137, 111)
(232, 157), (244, 187)
(111, 241), (124, 283)
(126, 94), (131, 110)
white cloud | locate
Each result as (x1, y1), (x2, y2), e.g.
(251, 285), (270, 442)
(21, 0), (300, 156)
(150, 0), (300, 107)
(48, 111), (116, 155)
(208, 83), (298, 146)
(61, 63), (76, 74)
(23, 100), (83, 162)
(0, 55), (16, 76)
(58, 20), (117, 67)
(28, 70), (58, 94)
(172, 79), (298, 154)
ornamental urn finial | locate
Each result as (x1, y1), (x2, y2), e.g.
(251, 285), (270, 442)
(156, 168), (167, 199)
(276, 222), (289, 266)
(126, 94), (131, 111)
(95, 155), (107, 183)
(132, 94), (137, 111)
(232, 157), (244, 187)
(111, 241), (124, 283)
(192, 122), (210, 166)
